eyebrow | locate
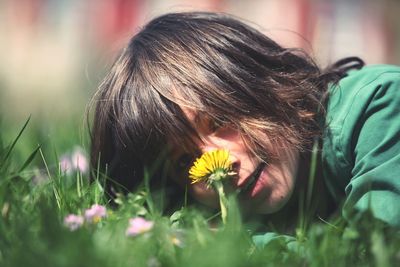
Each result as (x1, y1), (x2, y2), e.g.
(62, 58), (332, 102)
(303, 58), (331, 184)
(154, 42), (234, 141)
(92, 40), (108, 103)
(192, 112), (213, 131)
(193, 112), (201, 125)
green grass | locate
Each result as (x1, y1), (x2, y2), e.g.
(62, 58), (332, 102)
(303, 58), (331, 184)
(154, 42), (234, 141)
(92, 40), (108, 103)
(0, 119), (399, 267)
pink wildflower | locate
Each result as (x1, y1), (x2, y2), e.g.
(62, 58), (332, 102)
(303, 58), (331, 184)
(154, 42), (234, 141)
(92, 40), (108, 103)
(71, 147), (88, 173)
(84, 204), (107, 224)
(59, 147), (88, 174)
(126, 217), (154, 236)
(64, 214), (84, 231)
(60, 155), (72, 174)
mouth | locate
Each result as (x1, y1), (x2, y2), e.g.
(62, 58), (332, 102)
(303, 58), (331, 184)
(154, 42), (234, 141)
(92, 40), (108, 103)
(237, 162), (266, 195)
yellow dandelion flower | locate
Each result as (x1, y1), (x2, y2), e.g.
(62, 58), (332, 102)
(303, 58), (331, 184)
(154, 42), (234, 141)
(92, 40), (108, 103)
(188, 149), (236, 224)
(189, 149), (235, 185)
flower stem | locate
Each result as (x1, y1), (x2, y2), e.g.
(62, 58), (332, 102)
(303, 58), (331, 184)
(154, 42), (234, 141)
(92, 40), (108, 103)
(213, 181), (228, 224)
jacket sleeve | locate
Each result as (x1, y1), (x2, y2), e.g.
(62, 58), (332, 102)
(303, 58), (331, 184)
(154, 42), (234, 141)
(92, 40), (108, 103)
(343, 76), (400, 227)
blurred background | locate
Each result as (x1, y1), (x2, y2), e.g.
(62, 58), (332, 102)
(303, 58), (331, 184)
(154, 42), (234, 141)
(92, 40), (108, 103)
(1, 0), (400, 161)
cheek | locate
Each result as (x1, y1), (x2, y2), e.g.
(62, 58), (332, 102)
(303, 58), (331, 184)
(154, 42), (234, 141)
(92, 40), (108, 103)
(189, 182), (219, 208)
(214, 126), (240, 140)
(169, 173), (219, 208)
(252, 172), (296, 214)
(253, 149), (299, 214)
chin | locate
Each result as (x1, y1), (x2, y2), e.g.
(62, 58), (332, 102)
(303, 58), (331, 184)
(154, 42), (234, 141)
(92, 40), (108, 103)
(254, 192), (293, 214)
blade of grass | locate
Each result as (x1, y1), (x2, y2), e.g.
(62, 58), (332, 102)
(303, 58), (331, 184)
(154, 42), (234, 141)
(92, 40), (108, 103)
(0, 116), (31, 171)
(76, 171), (82, 198)
(18, 144), (41, 173)
(143, 168), (155, 215)
(306, 138), (319, 214)
(39, 147), (61, 210)
(299, 137), (319, 234)
(93, 178), (104, 204)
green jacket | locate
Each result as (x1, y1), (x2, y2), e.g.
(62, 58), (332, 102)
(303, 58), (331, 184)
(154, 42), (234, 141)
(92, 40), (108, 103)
(253, 65), (400, 247)
(322, 64), (400, 227)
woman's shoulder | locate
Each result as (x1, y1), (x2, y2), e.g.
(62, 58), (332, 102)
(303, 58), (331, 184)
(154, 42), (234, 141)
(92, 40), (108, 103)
(323, 63), (400, 195)
(323, 64), (400, 227)
(352, 64), (400, 73)
(326, 64), (400, 145)
(328, 64), (400, 110)
(339, 64), (400, 88)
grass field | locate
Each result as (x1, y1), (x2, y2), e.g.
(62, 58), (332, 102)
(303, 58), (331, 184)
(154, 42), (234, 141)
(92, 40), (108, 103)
(0, 117), (399, 267)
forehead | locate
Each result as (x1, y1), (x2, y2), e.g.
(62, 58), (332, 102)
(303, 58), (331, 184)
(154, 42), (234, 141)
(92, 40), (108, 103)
(179, 105), (215, 136)
(169, 86), (202, 123)
(164, 104), (202, 154)
(180, 106), (200, 124)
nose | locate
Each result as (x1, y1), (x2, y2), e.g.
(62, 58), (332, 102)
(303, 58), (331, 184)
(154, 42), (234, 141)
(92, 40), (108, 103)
(198, 138), (241, 179)
(198, 134), (235, 154)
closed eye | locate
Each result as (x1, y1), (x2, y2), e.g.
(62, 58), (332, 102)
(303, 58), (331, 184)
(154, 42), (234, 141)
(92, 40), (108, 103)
(176, 153), (194, 171)
(209, 119), (223, 133)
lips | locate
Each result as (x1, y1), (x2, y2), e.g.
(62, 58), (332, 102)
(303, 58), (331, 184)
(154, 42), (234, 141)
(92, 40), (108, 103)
(237, 162), (266, 195)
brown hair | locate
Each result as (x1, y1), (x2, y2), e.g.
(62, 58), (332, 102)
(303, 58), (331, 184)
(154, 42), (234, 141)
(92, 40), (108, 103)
(89, 12), (364, 197)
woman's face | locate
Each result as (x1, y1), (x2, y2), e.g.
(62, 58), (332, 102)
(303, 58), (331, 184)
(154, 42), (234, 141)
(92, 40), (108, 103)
(171, 108), (300, 214)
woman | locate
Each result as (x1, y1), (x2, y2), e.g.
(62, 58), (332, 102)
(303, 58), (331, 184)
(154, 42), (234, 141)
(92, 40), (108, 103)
(90, 12), (400, 233)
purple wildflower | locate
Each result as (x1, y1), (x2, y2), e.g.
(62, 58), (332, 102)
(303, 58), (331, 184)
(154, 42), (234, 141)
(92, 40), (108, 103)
(126, 217), (154, 236)
(84, 204), (107, 224)
(64, 214), (84, 231)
